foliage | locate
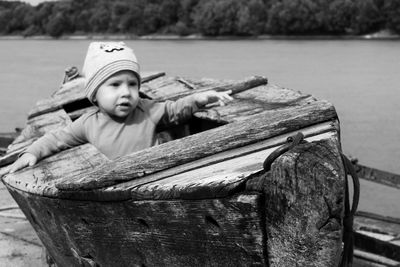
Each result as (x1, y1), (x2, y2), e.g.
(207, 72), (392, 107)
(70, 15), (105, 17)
(267, 0), (326, 34)
(0, 0), (398, 37)
(324, 0), (355, 34)
(384, 0), (400, 34)
(352, 0), (385, 34)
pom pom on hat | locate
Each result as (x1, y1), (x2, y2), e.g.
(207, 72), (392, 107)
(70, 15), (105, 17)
(82, 42), (141, 104)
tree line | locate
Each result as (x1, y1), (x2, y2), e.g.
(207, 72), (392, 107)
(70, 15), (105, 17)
(0, 0), (399, 38)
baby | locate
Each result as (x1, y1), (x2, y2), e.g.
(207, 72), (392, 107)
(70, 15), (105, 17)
(9, 42), (232, 173)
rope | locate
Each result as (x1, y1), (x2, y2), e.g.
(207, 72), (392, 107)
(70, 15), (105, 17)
(263, 132), (306, 172)
(339, 154), (360, 267)
(263, 133), (360, 266)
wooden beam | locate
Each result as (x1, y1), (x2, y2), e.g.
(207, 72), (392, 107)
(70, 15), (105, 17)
(195, 83), (315, 123)
(157, 76), (268, 101)
(354, 249), (400, 266)
(356, 164), (400, 189)
(1, 122), (338, 201)
(355, 211), (400, 262)
(54, 100), (337, 191)
(0, 109), (71, 167)
(2, 144), (109, 196)
(127, 131), (338, 202)
(246, 138), (345, 266)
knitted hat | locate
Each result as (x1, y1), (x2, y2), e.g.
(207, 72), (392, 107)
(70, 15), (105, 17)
(82, 42), (141, 103)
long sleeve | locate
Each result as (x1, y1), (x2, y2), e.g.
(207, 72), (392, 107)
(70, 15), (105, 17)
(143, 95), (199, 127)
(24, 114), (88, 160)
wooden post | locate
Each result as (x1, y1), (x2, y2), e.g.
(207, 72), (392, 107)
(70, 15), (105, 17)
(247, 138), (344, 266)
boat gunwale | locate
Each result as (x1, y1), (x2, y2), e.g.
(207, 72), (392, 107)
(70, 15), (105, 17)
(2, 120), (339, 202)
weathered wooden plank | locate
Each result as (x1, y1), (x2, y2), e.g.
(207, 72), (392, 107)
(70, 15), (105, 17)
(11, 109), (72, 149)
(0, 131), (18, 148)
(28, 91), (85, 120)
(0, 109), (72, 167)
(1, 121), (337, 201)
(140, 76), (196, 99)
(356, 164), (400, 189)
(354, 250), (400, 267)
(157, 76), (268, 102)
(141, 75), (237, 99)
(128, 131), (338, 202)
(354, 211), (400, 262)
(52, 76), (85, 98)
(28, 71), (166, 119)
(54, 99), (337, 191)
(355, 231), (400, 262)
(246, 138), (344, 267)
(195, 84), (315, 123)
(355, 211), (400, 237)
(2, 144), (109, 196)
(140, 71), (166, 83)
(8, 188), (266, 267)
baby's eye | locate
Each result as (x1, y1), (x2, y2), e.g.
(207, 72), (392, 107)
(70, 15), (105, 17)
(129, 81), (138, 87)
(110, 82), (120, 87)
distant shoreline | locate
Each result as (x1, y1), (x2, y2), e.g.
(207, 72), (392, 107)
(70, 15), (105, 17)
(0, 30), (399, 41)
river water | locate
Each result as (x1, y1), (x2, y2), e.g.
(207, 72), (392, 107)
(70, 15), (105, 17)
(0, 39), (398, 216)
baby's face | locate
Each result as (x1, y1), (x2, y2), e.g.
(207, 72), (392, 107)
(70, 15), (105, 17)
(95, 70), (140, 119)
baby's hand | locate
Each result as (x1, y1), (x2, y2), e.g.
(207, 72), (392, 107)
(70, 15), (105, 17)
(195, 90), (234, 107)
(9, 153), (38, 173)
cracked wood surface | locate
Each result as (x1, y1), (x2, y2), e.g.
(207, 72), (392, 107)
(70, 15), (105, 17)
(0, 109), (72, 167)
(2, 123), (338, 201)
(54, 100), (337, 191)
(0, 72), (346, 266)
(246, 137), (344, 267)
(3, 133), (345, 267)
(9, 188), (266, 267)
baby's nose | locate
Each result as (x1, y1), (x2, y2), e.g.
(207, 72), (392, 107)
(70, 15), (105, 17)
(120, 84), (131, 96)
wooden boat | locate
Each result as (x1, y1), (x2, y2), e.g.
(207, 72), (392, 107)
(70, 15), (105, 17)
(354, 211), (400, 267)
(0, 69), (361, 266)
(0, 130), (20, 156)
(352, 164), (400, 267)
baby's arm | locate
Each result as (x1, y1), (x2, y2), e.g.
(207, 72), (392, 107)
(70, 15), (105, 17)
(192, 90), (233, 107)
(147, 90), (233, 127)
(8, 116), (88, 173)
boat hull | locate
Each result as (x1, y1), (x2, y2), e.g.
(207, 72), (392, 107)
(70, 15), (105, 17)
(8, 187), (266, 266)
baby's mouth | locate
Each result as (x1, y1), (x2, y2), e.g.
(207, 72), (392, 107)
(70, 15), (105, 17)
(117, 102), (131, 108)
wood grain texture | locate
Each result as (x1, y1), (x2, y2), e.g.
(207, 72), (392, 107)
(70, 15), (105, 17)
(0, 109), (72, 167)
(12, 109), (72, 147)
(354, 211), (400, 261)
(195, 84), (315, 123)
(356, 164), (400, 189)
(140, 75), (255, 100)
(1, 122), (337, 201)
(0, 71), (348, 266)
(3, 136), (345, 267)
(2, 144), (109, 196)
(55, 100), (337, 191)
(157, 76), (268, 102)
(251, 138), (344, 267)
(8, 188), (266, 267)
(127, 131), (338, 202)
